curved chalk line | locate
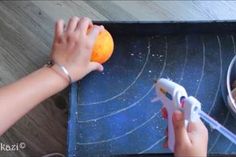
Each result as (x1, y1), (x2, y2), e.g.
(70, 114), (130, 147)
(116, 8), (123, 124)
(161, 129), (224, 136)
(207, 35), (230, 152)
(209, 112), (230, 152)
(179, 36), (188, 83)
(208, 35), (222, 115)
(225, 142), (233, 153)
(77, 111), (160, 145)
(77, 36), (168, 145)
(231, 35), (236, 55)
(77, 37), (167, 123)
(195, 37), (206, 97)
(79, 38), (151, 106)
(77, 85), (154, 123)
(77, 39), (152, 123)
(139, 35), (205, 154)
(138, 136), (166, 154)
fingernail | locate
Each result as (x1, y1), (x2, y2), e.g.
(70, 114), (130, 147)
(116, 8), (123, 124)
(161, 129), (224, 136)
(162, 137), (168, 148)
(173, 111), (183, 121)
(100, 25), (105, 30)
(163, 142), (168, 148)
(161, 108), (168, 119)
(99, 65), (104, 72)
(165, 128), (168, 136)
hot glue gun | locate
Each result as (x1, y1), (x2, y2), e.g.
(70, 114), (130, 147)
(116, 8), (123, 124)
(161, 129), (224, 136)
(154, 78), (236, 152)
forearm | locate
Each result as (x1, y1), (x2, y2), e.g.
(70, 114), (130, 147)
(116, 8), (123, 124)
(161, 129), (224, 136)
(0, 66), (68, 135)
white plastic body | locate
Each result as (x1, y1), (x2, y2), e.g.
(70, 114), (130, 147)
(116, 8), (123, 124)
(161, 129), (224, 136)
(155, 78), (188, 151)
(155, 78), (202, 152)
(183, 96), (201, 122)
(155, 79), (236, 148)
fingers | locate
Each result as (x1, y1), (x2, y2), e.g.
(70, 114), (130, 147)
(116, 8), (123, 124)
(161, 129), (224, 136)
(88, 25), (104, 44)
(161, 108), (168, 148)
(165, 127), (168, 136)
(88, 62), (104, 72)
(163, 138), (168, 148)
(172, 110), (191, 147)
(66, 17), (80, 33)
(161, 107), (168, 119)
(76, 17), (92, 34)
(187, 118), (208, 133)
(55, 17), (103, 44)
(163, 127), (168, 148)
(54, 19), (64, 42)
(187, 120), (201, 132)
(187, 119), (208, 145)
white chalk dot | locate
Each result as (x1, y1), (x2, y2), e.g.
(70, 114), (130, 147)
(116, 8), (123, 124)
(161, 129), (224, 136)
(130, 53), (134, 56)
(149, 70), (152, 73)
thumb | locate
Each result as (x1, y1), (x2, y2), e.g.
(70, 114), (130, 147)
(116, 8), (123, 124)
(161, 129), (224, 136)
(172, 110), (191, 147)
(88, 62), (104, 72)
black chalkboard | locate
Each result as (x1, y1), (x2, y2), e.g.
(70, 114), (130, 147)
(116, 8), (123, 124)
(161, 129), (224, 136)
(68, 22), (236, 157)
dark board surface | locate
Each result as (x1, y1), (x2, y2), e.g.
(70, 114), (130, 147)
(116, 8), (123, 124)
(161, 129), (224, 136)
(68, 22), (236, 157)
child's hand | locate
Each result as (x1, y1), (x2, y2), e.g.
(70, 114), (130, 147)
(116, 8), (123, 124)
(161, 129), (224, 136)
(162, 109), (208, 157)
(173, 110), (208, 157)
(51, 17), (104, 82)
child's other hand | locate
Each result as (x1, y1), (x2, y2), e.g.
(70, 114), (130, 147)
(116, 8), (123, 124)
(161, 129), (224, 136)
(51, 17), (104, 82)
(162, 108), (208, 157)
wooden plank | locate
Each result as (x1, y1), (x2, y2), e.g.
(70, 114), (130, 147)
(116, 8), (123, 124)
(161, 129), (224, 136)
(84, 1), (138, 21)
(113, 1), (211, 21)
(32, 1), (108, 21)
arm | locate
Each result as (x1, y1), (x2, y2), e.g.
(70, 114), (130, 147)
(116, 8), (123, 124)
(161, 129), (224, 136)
(0, 17), (104, 135)
(0, 66), (68, 135)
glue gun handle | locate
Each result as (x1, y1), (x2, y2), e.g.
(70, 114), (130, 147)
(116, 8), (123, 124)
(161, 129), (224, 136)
(165, 104), (176, 152)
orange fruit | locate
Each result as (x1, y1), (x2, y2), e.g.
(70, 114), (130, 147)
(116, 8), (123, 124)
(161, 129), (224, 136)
(90, 29), (114, 64)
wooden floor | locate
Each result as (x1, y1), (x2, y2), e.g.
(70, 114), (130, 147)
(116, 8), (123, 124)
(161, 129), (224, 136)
(1, 1), (236, 156)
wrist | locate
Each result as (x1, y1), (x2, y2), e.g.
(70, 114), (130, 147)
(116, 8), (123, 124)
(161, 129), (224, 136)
(40, 65), (69, 91)
(45, 60), (73, 84)
(50, 64), (71, 86)
(46, 60), (84, 83)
